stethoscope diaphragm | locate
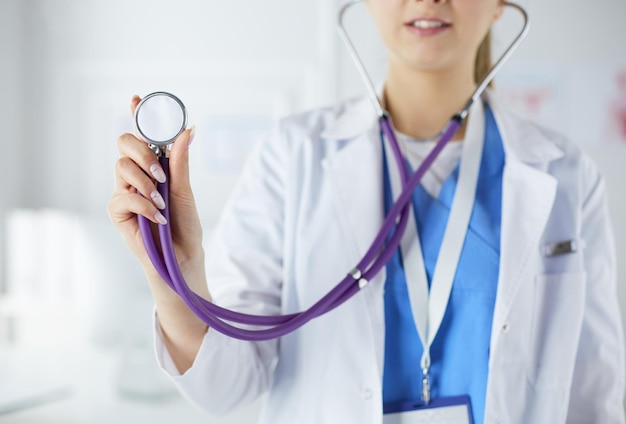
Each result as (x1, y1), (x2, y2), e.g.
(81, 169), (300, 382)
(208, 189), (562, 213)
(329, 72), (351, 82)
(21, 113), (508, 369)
(134, 92), (187, 149)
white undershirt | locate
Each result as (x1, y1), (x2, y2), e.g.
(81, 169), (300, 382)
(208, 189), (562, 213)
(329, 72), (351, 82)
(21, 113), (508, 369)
(395, 132), (464, 199)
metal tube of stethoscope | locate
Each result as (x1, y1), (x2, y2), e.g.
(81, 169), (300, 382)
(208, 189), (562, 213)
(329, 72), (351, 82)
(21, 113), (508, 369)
(337, 0), (386, 119)
(462, 2), (530, 118)
(138, 1), (530, 341)
(338, 1), (531, 121)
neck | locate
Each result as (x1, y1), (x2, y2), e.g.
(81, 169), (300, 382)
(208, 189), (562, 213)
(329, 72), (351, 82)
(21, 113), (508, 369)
(384, 62), (476, 141)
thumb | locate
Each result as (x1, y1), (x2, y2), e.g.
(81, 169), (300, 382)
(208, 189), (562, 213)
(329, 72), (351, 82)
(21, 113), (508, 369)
(168, 126), (195, 190)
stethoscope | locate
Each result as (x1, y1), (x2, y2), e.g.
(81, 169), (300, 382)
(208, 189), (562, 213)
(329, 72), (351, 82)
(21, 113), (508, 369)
(134, 1), (529, 342)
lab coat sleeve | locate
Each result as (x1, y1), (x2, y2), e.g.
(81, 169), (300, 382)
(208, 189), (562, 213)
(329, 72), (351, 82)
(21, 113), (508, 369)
(566, 157), (626, 423)
(152, 120), (288, 415)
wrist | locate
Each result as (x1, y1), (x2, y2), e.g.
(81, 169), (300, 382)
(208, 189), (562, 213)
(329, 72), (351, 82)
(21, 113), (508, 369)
(144, 248), (210, 301)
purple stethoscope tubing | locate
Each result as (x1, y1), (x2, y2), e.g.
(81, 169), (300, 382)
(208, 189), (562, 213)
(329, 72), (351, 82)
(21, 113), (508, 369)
(138, 118), (457, 341)
(137, 1), (529, 341)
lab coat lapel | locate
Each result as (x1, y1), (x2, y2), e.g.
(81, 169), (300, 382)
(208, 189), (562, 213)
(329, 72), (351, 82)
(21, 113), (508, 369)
(322, 129), (385, 264)
(319, 91), (565, 374)
(487, 93), (562, 357)
(489, 159), (557, 352)
(321, 99), (386, 374)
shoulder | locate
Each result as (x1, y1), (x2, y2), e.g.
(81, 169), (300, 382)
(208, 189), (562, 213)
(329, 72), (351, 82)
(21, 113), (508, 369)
(274, 96), (372, 145)
(487, 90), (601, 186)
(246, 96), (377, 184)
(525, 118), (602, 194)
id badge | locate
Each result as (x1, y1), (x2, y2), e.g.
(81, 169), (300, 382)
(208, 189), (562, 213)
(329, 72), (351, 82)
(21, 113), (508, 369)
(383, 396), (473, 424)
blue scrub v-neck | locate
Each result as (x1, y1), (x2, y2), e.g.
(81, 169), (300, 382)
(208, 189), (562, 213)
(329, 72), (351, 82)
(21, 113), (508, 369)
(381, 106), (505, 424)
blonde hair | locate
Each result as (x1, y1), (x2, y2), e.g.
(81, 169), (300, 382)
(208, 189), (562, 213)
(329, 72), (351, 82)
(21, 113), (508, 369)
(475, 30), (493, 86)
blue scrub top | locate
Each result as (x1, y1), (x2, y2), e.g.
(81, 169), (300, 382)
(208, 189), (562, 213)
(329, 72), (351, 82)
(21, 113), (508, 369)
(382, 106), (505, 424)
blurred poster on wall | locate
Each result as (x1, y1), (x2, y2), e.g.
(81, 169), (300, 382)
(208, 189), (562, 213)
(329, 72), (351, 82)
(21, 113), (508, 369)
(496, 64), (564, 133)
(496, 63), (626, 150)
(568, 64), (626, 149)
(609, 69), (626, 144)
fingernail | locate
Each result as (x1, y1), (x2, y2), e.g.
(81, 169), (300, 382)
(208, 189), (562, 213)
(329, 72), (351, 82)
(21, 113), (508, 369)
(154, 211), (168, 225)
(150, 190), (166, 210)
(188, 125), (196, 148)
(150, 164), (166, 183)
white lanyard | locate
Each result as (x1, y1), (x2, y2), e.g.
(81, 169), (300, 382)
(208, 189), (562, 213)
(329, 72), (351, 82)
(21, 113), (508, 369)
(383, 100), (486, 404)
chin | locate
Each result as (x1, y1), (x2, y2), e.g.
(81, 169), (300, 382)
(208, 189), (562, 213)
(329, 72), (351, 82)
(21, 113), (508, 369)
(399, 57), (453, 75)
(392, 48), (465, 76)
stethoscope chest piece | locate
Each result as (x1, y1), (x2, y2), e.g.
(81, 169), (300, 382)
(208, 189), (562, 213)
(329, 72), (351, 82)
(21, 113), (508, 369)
(134, 92), (187, 156)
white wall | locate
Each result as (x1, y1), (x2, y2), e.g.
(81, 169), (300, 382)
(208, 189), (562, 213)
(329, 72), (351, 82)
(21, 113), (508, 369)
(0, 0), (24, 295)
(14, 0), (339, 216)
(1, 0), (338, 422)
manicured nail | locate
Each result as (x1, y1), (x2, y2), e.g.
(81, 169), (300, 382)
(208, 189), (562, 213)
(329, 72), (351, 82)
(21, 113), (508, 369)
(150, 191), (165, 210)
(150, 163), (166, 183)
(154, 211), (167, 225)
(188, 125), (196, 148)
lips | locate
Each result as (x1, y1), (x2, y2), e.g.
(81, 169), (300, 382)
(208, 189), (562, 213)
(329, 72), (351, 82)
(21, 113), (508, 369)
(405, 17), (452, 36)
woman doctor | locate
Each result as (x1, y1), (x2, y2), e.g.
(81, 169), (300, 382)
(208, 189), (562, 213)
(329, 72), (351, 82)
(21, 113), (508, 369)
(108, 0), (625, 422)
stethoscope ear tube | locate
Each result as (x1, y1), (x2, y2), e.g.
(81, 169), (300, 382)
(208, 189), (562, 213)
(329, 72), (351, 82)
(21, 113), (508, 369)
(464, 2), (530, 116)
(137, 2), (529, 341)
(337, 1), (530, 120)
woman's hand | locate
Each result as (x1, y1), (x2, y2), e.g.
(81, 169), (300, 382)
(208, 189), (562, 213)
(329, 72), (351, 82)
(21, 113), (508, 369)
(108, 95), (209, 373)
(108, 96), (204, 282)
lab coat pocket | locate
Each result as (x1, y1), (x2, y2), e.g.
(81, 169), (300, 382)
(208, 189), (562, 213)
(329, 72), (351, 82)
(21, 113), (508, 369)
(528, 272), (586, 389)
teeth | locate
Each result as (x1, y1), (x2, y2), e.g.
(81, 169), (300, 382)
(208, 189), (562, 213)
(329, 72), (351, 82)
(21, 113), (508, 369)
(413, 20), (445, 29)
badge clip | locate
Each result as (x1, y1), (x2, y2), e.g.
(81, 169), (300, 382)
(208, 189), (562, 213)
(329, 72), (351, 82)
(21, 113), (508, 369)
(543, 240), (577, 257)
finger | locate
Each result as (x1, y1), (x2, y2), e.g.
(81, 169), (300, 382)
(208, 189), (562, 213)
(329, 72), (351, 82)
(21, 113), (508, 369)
(117, 133), (167, 184)
(130, 95), (141, 116)
(114, 157), (166, 210)
(109, 192), (168, 226)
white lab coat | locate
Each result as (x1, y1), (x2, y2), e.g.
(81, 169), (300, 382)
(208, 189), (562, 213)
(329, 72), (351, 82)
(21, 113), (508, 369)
(154, 91), (625, 423)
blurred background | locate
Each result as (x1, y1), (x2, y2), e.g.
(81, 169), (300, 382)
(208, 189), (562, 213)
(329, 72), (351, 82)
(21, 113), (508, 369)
(0, 0), (625, 422)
